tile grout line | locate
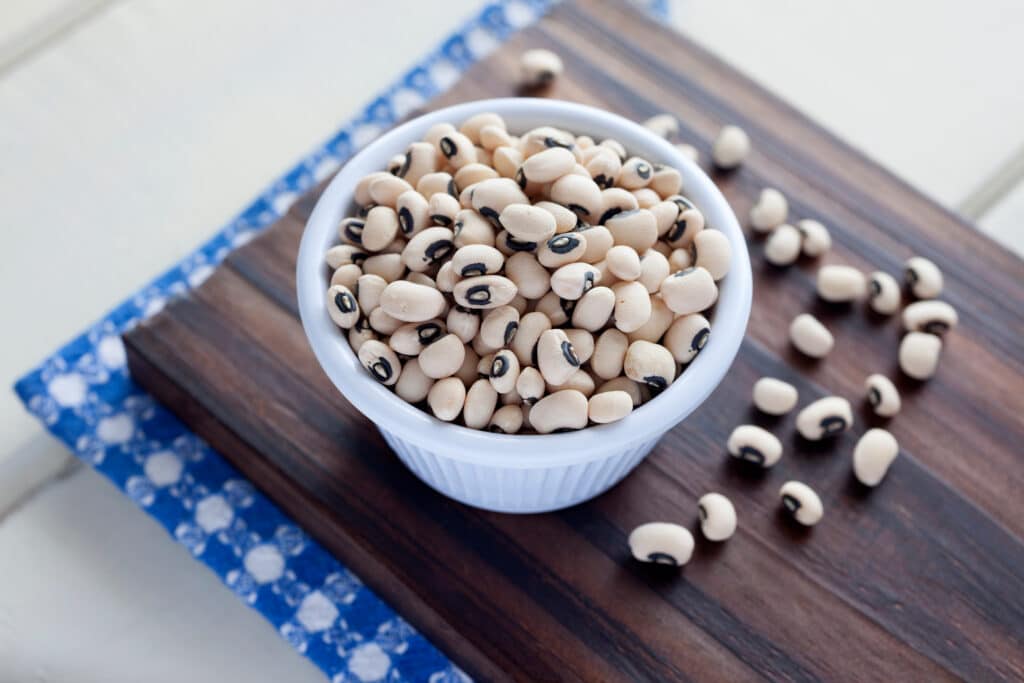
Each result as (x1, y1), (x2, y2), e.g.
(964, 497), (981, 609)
(958, 141), (1024, 220)
(0, 0), (117, 78)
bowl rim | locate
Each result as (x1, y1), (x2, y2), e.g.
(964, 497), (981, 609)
(297, 98), (751, 468)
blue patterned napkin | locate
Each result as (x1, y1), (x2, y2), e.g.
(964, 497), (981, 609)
(13, 1), (666, 680)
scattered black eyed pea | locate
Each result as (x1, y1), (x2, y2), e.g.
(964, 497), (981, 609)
(796, 219), (831, 257)
(428, 193), (461, 228)
(389, 319), (446, 356)
(536, 329), (582, 385)
(338, 217), (366, 246)
(354, 171), (392, 206)
(588, 390), (633, 424)
(402, 227), (455, 272)
(660, 267), (718, 315)
(492, 146), (525, 179)
(397, 141), (438, 186)
(605, 209), (659, 252)
(867, 271), (901, 315)
(452, 274), (518, 310)
(416, 171), (457, 200)
(585, 147), (622, 189)
(368, 307), (403, 335)
(361, 253), (405, 283)
(519, 48), (563, 88)
(451, 244), (504, 277)
(427, 376), (466, 422)
(488, 404), (524, 434)
(326, 285), (361, 329)
(663, 195), (705, 247)
(368, 174), (414, 208)
(764, 223), (802, 266)
(471, 177), (530, 226)
(779, 481), (823, 526)
(445, 307), (479, 344)
(711, 125), (750, 169)
(511, 311), (552, 365)
(693, 229), (732, 280)
(904, 256), (943, 299)
(394, 358), (434, 404)
(480, 305), (521, 348)
(361, 206), (400, 252)
(571, 285), (616, 331)
(598, 187), (640, 224)
(358, 340), (402, 386)
(663, 313), (710, 364)
(752, 377), (799, 415)
(577, 225), (615, 264)
(628, 522), (694, 566)
(459, 112), (506, 145)
(853, 428), (899, 487)
(795, 396), (853, 440)
(864, 374), (901, 417)
(550, 262), (602, 300)
(613, 281), (653, 334)
(488, 349), (521, 394)
(637, 249), (671, 293)
(356, 273), (388, 314)
(396, 190), (431, 237)
(515, 366), (546, 406)
(538, 231), (588, 268)
(535, 290), (572, 326)
(902, 300), (958, 335)
(534, 200), (579, 233)
(668, 247), (692, 272)
(606, 245), (643, 281)
(727, 424), (782, 467)
(627, 296), (673, 343)
(463, 379), (499, 429)
(816, 265), (867, 302)
(623, 340), (676, 391)
(529, 389), (589, 434)
(617, 156), (654, 190)
(749, 187), (788, 233)
(435, 261), (458, 293)
(563, 329), (595, 364)
(898, 331), (942, 380)
(454, 163), (499, 191)
(453, 209), (496, 248)
(649, 165), (683, 199)
(435, 130), (477, 170)
(518, 146), (576, 185)
(642, 113), (679, 140)
(417, 333), (466, 380)
(675, 143), (699, 163)
(500, 203), (557, 243)
(325, 244), (369, 269)
(549, 173), (603, 222)
(330, 263), (362, 290)
(479, 124), (514, 151)
(698, 493), (737, 541)
(789, 313), (834, 358)
(348, 318), (376, 353)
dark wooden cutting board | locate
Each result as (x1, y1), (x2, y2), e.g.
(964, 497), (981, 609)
(123, 1), (1024, 680)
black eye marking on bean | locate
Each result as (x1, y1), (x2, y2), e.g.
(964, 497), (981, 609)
(504, 321), (518, 345)
(416, 323), (442, 345)
(357, 204), (374, 217)
(593, 174), (612, 189)
(635, 162), (651, 179)
(447, 179), (458, 197)
(343, 220), (365, 244)
(398, 207), (414, 234)
(672, 196), (696, 211)
(544, 136), (573, 150)
(547, 235), (577, 254)
(820, 416), (847, 435)
(905, 267), (918, 284)
(490, 355), (509, 377)
(598, 207), (623, 225)
(355, 316), (371, 332)
(869, 278), (882, 297)
(368, 358), (393, 382)
(552, 427), (579, 434)
(424, 239), (454, 263)
(559, 298), (576, 317)
(643, 375), (668, 392)
(568, 203), (590, 218)
(666, 219), (688, 243)
(924, 321), (948, 335)
(582, 270), (596, 292)
(506, 236), (537, 252)
(487, 424), (506, 433)
(460, 263), (487, 277)
(431, 214), (453, 227)
(452, 220), (464, 237)
(350, 251), (368, 266)
(514, 167), (527, 189)
(439, 137), (457, 158)
(561, 341), (581, 367)
(698, 504), (707, 521)
(466, 284), (492, 305)
(397, 153), (412, 178)
(691, 327), (710, 352)
(646, 552), (678, 566)
(737, 446), (765, 464)
(479, 206), (501, 225)
(531, 344), (539, 367)
(334, 291), (356, 313)
(868, 387), (881, 407)
(674, 267), (697, 278)
(782, 494), (800, 513)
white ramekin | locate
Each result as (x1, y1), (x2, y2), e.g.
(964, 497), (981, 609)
(297, 98), (751, 513)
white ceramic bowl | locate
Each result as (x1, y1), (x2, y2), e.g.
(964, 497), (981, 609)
(297, 98), (751, 513)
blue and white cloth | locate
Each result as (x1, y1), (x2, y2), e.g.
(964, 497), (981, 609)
(13, 1), (667, 680)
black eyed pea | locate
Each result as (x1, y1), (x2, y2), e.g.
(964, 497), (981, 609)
(368, 174), (414, 208)
(519, 126), (575, 157)
(417, 333), (466, 380)
(389, 319), (446, 356)
(585, 147), (622, 189)
(534, 200), (579, 233)
(361, 206), (400, 252)
(325, 244), (368, 269)
(495, 230), (538, 256)
(727, 424), (783, 467)
(617, 156), (654, 190)
(606, 245), (642, 281)
(605, 209), (658, 253)
(330, 263), (362, 290)
(588, 390), (633, 424)
(591, 328), (629, 380)
(563, 329), (595, 364)
(479, 124), (514, 151)
(613, 281), (653, 334)
(354, 171), (391, 206)
(904, 256), (943, 299)
(428, 192), (461, 228)
(599, 138), (627, 162)
(632, 188), (662, 209)
(394, 357), (434, 404)
(789, 313), (834, 358)
(511, 311), (552, 365)
(752, 377), (799, 416)
(361, 253), (405, 283)
(649, 165), (683, 199)
(348, 318), (376, 353)
(326, 285), (360, 329)
(380, 280), (446, 323)
(454, 162), (499, 191)
(379, 236), (407, 256)
(471, 177), (530, 226)
(356, 273), (388, 314)
(816, 265), (867, 302)
(529, 389), (589, 434)
(518, 147), (576, 185)
(902, 300), (958, 335)
(660, 267), (718, 315)
(519, 48), (563, 88)
(501, 386), (522, 405)
(572, 285), (616, 331)
(795, 396), (853, 440)
(628, 522), (694, 566)
(358, 340), (402, 386)
(551, 262), (602, 300)
(488, 404), (524, 434)
(480, 305), (520, 349)
(779, 481), (823, 526)
(651, 199), (680, 237)
(693, 229), (732, 280)
(668, 247), (692, 272)
(368, 307), (403, 335)
(476, 352), (494, 378)
(623, 340), (676, 391)
(628, 296), (673, 343)
(416, 171), (458, 200)
(453, 209), (496, 248)
(458, 182), (477, 210)
(868, 271), (901, 315)
(396, 190), (430, 237)
(898, 331), (942, 380)
(435, 130), (477, 170)
(488, 349), (521, 394)
(576, 135), (595, 150)
(549, 173), (603, 222)
(402, 227), (455, 272)
(852, 428), (899, 487)
(796, 219), (831, 257)
(596, 376), (648, 407)
(500, 203), (557, 243)
(435, 261), (458, 293)
(397, 141), (438, 186)
(698, 493), (736, 542)
(764, 223), (802, 267)
(864, 374), (901, 417)
(549, 368), (595, 397)
(664, 195), (705, 247)
(537, 329), (582, 386)
(535, 290), (572, 326)
(749, 187), (788, 232)
(338, 217), (366, 246)
(493, 146), (525, 179)
(459, 112), (505, 144)
(474, 146), (493, 170)
(451, 244), (504, 277)
(427, 376), (466, 422)
(675, 143), (699, 163)
(642, 113), (679, 140)
(663, 313), (710, 364)
(577, 225), (615, 264)
(472, 333), (500, 358)
(637, 249), (671, 293)
(463, 379), (499, 430)
(453, 275), (518, 310)
(455, 347), (481, 387)
(598, 187), (640, 225)
(711, 125), (750, 169)
(424, 122), (456, 149)
(538, 231), (588, 268)
(515, 366), (546, 405)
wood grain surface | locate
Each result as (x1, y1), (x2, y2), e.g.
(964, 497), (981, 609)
(124, 1), (1024, 680)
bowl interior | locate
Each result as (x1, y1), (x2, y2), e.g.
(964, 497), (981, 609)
(297, 98), (752, 466)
